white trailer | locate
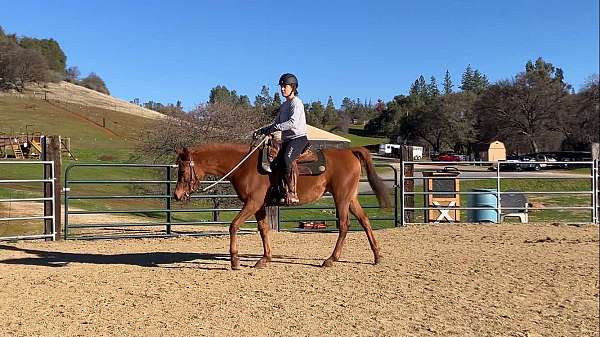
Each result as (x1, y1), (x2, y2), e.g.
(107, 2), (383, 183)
(378, 144), (401, 156)
(378, 144), (423, 160)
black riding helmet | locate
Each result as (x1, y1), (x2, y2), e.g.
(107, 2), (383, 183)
(278, 73), (298, 87)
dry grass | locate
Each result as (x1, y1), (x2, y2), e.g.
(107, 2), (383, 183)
(19, 81), (166, 120)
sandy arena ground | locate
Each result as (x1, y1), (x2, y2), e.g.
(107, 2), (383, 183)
(0, 223), (598, 337)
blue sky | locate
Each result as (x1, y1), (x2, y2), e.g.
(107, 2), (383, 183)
(1, 0), (598, 110)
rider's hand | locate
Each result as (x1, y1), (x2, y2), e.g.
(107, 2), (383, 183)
(257, 125), (274, 136)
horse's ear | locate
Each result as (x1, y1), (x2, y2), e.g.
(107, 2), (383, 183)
(176, 147), (187, 156)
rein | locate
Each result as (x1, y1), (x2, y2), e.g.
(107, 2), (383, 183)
(200, 135), (269, 192)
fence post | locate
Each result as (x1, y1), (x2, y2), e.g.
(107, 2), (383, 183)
(43, 135), (62, 241)
(212, 198), (220, 222)
(394, 165), (399, 227)
(496, 161), (502, 223)
(593, 143), (599, 224)
(165, 166), (172, 235)
(401, 146), (414, 223)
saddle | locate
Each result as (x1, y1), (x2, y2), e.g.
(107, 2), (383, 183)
(260, 137), (326, 176)
(260, 136), (326, 206)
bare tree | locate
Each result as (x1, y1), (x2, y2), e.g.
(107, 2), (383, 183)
(136, 101), (269, 163)
(474, 60), (570, 153)
(0, 42), (48, 91)
(558, 75), (600, 150)
(65, 66), (80, 83)
(135, 101), (269, 208)
(12, 48), (48, 87)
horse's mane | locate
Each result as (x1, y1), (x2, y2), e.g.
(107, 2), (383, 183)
(188, 143), (251, 156)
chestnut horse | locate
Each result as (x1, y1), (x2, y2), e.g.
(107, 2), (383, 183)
(173, 143), (390, 270)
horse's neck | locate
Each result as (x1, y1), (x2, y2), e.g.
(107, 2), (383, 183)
(193, 146), (247, 177)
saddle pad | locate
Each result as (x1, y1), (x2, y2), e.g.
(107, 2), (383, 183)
(296, 149), (326, 176)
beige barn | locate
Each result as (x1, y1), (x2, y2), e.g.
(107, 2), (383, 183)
(306, 125), (351, 149)
(472, 141), (506, 161)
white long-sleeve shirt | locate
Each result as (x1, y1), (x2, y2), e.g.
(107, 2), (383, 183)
(272, 96), (307, 141)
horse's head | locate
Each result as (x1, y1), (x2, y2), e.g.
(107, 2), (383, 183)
(174, 147), (204, 202)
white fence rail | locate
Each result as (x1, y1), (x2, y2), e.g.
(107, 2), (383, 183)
(0, 160), (57, 241)
(400, 160), (599, 225)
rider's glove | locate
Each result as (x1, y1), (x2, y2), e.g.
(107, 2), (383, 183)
(256, 125), (275, 136)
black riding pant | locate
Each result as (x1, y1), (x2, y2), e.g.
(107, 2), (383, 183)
(279, 136), (309, 174)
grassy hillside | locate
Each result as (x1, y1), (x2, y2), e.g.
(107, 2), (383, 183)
(0, 96), (153, 158)
(329, 125), (389, 146)
(0, 95), (162, 235)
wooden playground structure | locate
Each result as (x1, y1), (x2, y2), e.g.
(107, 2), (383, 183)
(0, 132), (76, 160)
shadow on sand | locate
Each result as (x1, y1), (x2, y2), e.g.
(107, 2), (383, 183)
(0, 245), (352, 269)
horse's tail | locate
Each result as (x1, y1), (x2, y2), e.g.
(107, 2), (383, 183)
(350, 147), (391, 209)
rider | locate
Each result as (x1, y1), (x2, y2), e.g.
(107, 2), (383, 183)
(257, 73), (309, 205)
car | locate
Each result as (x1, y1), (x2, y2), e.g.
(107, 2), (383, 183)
(499, 155), (543, 171)
(519, 155), (542, 171)
(538, 151), (592, 169)
(499, 155), (522, 171)
(532, 153), (559, 169)
(438, 152), (461, 161)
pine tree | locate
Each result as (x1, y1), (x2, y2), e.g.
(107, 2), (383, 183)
(239, 95), (251, 109)
(409, 76), (427, 96)
(472, 70), (489, 93)
(210, 85), (237, 104)
(460, 64), (475, 91)
(443, 70), (453, 95)
(253, 85), (273, 113)
(323, 96), (338, 126)
(269, 92), (281, 118)
(428, 76), (440, 97)
(273, 92), (281, 106)
(307, 101), (324, 125)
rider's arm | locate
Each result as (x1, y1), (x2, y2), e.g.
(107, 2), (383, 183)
(274, 99), (304, 131)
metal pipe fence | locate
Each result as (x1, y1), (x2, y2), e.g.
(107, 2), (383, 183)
(0, 160), (56, 241)
(13, 159), (597, 240)
(64, 163), (254, 240)
(63, 163), (399, 239)
(400, 160), (599, 225)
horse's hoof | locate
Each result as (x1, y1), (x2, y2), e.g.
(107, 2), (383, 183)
(253, 257), (270, 269)
(231, 257), (241, 270)
(322, 259), (334, 267)
(374, 255), (382, 265)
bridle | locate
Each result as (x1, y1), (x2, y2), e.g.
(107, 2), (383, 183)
(180, 160), (199, 199)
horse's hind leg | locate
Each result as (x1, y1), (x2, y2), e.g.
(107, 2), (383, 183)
(253, 207), (272, 268)
(323, 200), (350, 267)
(349, 197), (381, 264)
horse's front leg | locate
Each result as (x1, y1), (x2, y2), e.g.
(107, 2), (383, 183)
(229, 202), (261, 270)
(253, 206), (272, 268)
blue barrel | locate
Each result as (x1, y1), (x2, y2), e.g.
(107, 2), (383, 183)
(470, 188), (498, 223)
